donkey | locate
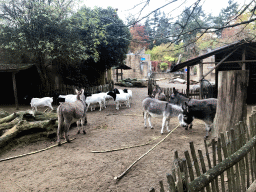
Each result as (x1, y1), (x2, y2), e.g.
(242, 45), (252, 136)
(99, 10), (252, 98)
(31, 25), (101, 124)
(57, 89), (87, 146)
(169, 88), (217, 139)
(142, 98), (186, 134)
(152, 85), (166, 101)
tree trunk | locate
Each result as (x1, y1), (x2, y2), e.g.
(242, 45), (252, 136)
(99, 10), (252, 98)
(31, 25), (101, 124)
(0, 119), (57, 148)
(213, 70), (249, 138)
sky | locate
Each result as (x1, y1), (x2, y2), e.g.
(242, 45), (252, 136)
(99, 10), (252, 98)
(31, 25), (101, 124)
(77, 0), (251, 23)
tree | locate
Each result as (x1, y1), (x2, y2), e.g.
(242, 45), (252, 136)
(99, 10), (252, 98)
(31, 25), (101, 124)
(0, 0), (106, 91)
(129, 23), (149, 53)
(213, 0), (239, 37)
(81, 7), (131, 85)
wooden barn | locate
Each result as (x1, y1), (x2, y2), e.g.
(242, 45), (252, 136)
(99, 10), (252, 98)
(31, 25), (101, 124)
(170, 39), (256, 104)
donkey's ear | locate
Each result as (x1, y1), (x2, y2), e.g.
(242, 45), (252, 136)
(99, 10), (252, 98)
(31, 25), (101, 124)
(81, 89), (84, 94)
(75, 89), (78, 94)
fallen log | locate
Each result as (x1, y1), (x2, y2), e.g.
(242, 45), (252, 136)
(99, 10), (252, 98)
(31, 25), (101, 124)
(0, 117), (21, 131)
(0, 113), (18, 124)
(0, 119), (57, 149)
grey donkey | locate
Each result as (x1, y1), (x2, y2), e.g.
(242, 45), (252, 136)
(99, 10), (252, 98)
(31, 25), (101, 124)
(142, 98), (186, 134)
(57, 89), (87, 146)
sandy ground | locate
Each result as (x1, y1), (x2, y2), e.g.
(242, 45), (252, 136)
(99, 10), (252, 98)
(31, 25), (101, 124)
(0, 83), (254, 192)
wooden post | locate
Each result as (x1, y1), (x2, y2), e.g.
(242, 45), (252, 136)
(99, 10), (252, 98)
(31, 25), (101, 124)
(213, 70), (249, 138)
(116, 69), (118, 82)
(12, 72), (19, 110)
(199, 61), (203, 99)
(186, 66), (190, 97)
(242, 47), (246, 70)
(121, 69), (123, 80)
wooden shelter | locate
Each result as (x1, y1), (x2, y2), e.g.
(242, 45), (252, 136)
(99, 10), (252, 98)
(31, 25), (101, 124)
(112, 64), (132, 82)
(170, 39), (256, 103)
(0, 64), (40, 109)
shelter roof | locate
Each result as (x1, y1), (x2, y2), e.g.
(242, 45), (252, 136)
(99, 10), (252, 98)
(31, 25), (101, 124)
(170, 39), (255, 72)
(0, 64), (35, 72)
(112, 64), (132, 70)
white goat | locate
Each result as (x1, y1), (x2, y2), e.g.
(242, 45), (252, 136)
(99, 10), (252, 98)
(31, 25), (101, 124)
(107, 91), (130, 110)
(30, 97), (53, 112)
(58, 94), (77, 103)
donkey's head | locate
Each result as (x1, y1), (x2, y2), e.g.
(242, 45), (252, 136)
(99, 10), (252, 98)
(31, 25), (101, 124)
(152, 85), (162, 97)
(75, 89), (86, 105)
(181, 102), (194, 129)
(170, 88), (179, 104)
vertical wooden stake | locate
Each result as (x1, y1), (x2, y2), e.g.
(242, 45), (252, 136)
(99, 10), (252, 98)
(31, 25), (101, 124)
(12, 72), (19, 110)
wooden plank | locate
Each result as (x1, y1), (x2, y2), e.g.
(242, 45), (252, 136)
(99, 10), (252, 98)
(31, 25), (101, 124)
(204, 139), (215, 192)
(166, 174), (176, 192)
(198, 149), (211, 192)
(231, 128), (241, 192)
(184, 150), (195, 182)
(217, 138), (225, 192)
(159, 180), (165, 192)
(238, 122), (246, 192)
(189, 142), (201, 177)
(212, 139), (219, 192)
(177, 167), (184, 192)
(182, 158), (189, 191)
(220, 133), (232, 192)
(240, 122), (250, 188)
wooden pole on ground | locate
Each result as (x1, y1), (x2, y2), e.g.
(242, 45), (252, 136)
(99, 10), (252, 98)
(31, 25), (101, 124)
(213, 70), (249, 138)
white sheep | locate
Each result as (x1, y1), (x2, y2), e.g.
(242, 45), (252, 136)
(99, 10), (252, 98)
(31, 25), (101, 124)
(107, 91), (130, 110)
(86, 94), (105, 111)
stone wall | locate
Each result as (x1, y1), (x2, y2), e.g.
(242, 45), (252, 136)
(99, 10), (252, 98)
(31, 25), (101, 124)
(112, 54), (151, 82)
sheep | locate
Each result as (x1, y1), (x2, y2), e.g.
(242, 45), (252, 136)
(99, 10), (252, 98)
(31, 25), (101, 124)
(85, 94), (105, 111)
(123, 89), (132, 102)
(30, 97), (53, 112)
(107, 91), (130, 110)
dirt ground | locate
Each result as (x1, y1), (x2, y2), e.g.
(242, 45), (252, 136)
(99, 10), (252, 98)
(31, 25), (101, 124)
(0, 83), (254, 192)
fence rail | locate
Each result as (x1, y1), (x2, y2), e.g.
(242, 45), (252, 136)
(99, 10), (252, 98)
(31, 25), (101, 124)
(149, 109), (256, 191)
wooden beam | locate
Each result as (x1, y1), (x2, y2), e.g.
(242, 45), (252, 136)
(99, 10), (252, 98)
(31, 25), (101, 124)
(201, 47), (239, 80)
(12, 72), (19, 110)
(200, 60), (256, 64)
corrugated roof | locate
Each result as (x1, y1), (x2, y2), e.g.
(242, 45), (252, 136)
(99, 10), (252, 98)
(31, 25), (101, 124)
(170, 40), (247, 72)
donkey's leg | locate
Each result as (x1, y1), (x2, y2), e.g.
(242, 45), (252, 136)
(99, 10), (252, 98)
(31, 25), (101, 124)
(161, 116), (167, 134)
(64, 122), (71, 143)
(57, 123), (62, 146)
(143, 111), (147, 128)
(76, 120), (81, 134)
(166, 118), (171, 132)
(148, 114), (153, 129)
(81, 115), (87, 134)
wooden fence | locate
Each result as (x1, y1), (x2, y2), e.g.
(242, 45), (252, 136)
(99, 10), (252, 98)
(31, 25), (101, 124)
(39, 81), (114, 105)
(148, 78), (200, 100)
(149, 109), (256, 191)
